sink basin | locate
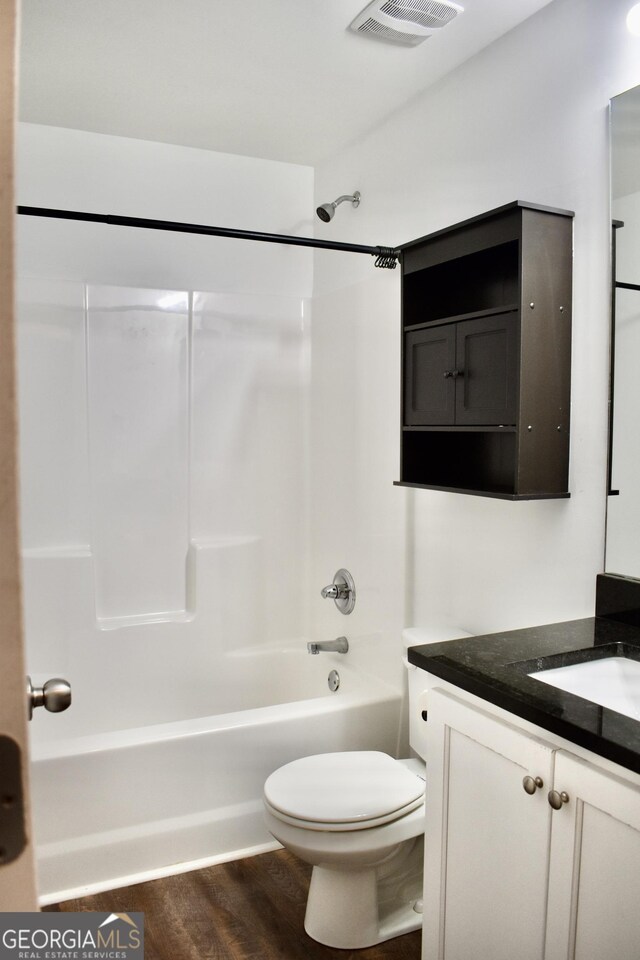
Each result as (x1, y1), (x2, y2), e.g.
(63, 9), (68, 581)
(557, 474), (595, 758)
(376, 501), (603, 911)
(528, 656), (640, 720)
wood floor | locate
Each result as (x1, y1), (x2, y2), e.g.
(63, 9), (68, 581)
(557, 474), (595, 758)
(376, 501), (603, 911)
(45, 849), (422, 960)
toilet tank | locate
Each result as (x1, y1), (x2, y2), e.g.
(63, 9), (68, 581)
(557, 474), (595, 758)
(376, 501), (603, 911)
(403, 626), (473, 760)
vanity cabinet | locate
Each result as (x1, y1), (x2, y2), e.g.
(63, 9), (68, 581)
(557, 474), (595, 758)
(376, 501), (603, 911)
(397, 202), (573, 499)
(423, 688), (640, 960)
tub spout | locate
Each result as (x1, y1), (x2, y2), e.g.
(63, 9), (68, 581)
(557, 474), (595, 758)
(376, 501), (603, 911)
(307, 637), (349, 655)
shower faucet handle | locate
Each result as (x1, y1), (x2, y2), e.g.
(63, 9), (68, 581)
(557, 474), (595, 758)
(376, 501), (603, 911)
(320, 569), (356, 615)
(27, 676), (72, 721)
(321, 583), (346, 600)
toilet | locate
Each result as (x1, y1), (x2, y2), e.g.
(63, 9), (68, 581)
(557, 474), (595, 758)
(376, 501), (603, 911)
(263, 626), (471, 949)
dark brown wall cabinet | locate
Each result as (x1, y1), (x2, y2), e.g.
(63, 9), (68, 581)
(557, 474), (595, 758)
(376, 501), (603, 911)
(396, 202), (573, 500)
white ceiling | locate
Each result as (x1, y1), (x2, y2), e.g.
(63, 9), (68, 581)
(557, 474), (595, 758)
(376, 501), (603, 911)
(18, 0), (555, 167)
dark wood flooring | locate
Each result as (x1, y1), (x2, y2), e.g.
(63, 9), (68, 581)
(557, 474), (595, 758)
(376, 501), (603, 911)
(45, 849), (421, 960)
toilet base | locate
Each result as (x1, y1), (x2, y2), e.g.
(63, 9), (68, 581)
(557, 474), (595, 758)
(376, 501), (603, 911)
(304, 836), (423, 949)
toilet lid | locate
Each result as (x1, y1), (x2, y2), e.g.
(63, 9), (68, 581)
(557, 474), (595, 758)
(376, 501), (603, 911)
(264, 751), (424, 825)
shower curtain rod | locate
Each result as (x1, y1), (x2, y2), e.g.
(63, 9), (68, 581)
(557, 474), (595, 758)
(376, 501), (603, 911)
(16, 206), (400, 269)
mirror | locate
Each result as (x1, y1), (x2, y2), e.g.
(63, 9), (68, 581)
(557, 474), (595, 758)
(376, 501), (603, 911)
(607, 84), (640, 578)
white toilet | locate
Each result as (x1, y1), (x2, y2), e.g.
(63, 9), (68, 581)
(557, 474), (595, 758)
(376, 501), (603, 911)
(263, 626), (470, 950)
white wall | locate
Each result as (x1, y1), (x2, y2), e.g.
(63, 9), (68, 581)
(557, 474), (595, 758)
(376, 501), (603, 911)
(16, 126), (315, 740)
(311, 0), (640, 645)
(17, 123), (314, 296)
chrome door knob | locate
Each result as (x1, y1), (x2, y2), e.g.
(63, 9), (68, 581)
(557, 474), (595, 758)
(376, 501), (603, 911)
(522, 775), (544, 795)
(27, 676), (72, 721)
(548, 789), (570, 810)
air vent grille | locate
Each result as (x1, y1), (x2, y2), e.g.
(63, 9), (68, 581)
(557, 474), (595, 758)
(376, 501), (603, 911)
(358, 16), (426, 45)
(379, 0), (459, 29)
(349, 0), (463, 47)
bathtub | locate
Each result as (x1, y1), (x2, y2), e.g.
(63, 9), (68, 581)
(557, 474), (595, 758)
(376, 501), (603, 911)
(29, 648), (403, 904)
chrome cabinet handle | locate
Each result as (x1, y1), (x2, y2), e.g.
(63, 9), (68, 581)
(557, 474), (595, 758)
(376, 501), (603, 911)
(27, 676), (72, 721)
(522, 775), (544, 795)
(548, 789), (570, 810)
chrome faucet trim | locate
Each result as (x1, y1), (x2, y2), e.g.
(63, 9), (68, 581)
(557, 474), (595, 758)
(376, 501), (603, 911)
(320, 569), (356, 615)
(307, 636), (349, 655)
(321, 583), (346, 600)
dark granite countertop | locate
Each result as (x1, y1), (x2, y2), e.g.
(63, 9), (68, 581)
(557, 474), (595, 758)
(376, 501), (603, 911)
(408, 617), (640, 775)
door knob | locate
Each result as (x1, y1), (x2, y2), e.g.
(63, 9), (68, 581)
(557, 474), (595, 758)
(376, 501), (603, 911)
(522, 775), (544, 795)
(27, 676), (72, 721)
(548, 789), (570, 810)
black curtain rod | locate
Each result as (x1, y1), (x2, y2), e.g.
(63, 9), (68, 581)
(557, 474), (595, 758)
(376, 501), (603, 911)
(616, 280), (640, 292)
(16, 206), (400, 269)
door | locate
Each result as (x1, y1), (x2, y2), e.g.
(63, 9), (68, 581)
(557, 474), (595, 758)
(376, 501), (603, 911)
(545, 751), (640, 960)
(423, 689), (554, 960)
(404, 313), (517, 428)
(0, 0), (39, 910)
(455, 312), (517, 425)
(404, 325), (456, 425)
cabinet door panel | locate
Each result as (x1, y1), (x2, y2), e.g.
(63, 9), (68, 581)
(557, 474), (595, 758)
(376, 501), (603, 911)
(455, 314), (517, 425)
(404, 326), (455, 425)
(423, 689), (554, 960)
(545, 751), (640, 960)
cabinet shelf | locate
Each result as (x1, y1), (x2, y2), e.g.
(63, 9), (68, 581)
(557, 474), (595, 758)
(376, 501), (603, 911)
(403, 424), (517, 433)
(393, 480), (569, 501)
(397, 201), (573, 499)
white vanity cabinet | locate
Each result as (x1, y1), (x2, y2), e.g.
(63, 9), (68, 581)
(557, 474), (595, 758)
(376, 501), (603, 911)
(423, 687), (640, 960)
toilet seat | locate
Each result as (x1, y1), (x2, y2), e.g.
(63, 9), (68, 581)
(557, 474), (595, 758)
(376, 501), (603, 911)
(264, 751), (425, 832)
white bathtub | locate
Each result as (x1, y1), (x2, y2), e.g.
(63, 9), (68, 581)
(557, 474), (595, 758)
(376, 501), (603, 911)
(30, 649), (402, 904)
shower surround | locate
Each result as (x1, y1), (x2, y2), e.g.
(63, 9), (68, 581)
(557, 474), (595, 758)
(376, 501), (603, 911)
(19, 276), (403, 902)
(17, 124), (407, 903)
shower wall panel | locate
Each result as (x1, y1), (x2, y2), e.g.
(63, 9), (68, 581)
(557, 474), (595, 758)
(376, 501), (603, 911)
(192, 292), (308, 643)
(17, 277), (89, 551)
(15, 124), (313, 746)
(86, 286), (190, 624)
(17, 277), (309, 742)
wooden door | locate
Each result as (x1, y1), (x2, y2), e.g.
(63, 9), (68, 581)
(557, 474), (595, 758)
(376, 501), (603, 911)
(455, 312), (517, 425)
(423, 689), (554, 960)
(404, 325), (456, 425)
(545, 751), (640, 960)
(0, 0), (39, 910)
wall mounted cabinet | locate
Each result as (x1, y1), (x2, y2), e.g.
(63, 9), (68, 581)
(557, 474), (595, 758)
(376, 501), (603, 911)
(396, 202), (573, 499)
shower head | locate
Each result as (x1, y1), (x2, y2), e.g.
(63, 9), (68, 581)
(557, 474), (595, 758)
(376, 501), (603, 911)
(316, 191), (361, 223)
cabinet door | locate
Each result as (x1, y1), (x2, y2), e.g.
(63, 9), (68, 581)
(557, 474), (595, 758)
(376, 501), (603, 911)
(545, 751), (640, 960)
(455, 313), (517, 425)
(423, 689), (554, 960)
(404, 325), (456, 425)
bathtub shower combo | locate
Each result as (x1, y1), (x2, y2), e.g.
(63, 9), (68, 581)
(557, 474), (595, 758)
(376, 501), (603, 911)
(30, 648), (401, 903)
(17, 206), (404, 905)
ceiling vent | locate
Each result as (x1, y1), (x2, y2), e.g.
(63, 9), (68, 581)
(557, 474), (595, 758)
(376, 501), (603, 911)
(349, 0), (464, 47)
